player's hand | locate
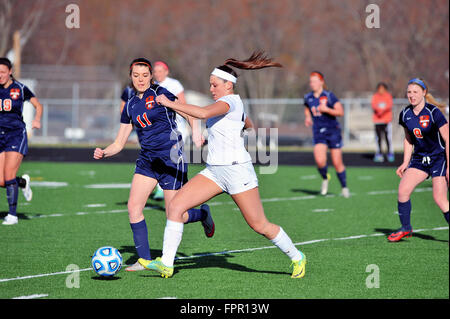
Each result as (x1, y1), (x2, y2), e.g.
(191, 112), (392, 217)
(93, 148), (105, 160)
(305, 117), (313, 127)
(396, 162), (409, 178)
(32, 119), (41, 129)
(156, 94), (171, 107)
(317, 103), (328, 114)
(192, 134), (205, 148)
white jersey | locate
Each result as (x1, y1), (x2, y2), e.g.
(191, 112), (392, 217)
(206, 94), (252, 165)
(157, 77), (188, 141)
(158, 77), (184, 96)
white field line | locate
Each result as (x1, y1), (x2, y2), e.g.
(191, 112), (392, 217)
(367, 187), (432, 196)
(18, 186), (431, 220)
(0, 268), (94, 283)
(0, 226), (447, 284)
(12, 293), (49, 299)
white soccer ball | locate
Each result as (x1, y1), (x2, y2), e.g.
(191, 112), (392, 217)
(91, 246), (123, 276)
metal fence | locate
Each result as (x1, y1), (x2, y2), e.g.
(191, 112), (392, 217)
(27, 94), (448, 151)
(243, 98), (414, 150)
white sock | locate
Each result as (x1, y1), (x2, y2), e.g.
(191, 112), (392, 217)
(270, 227), (303, 261)
(161, 220), (184, 267)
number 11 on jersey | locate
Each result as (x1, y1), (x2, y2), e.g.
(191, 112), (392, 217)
(136, 112), (152, 128)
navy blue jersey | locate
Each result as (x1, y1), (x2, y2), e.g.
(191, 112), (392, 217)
(399, 103), (447, 157)
(120, 86), (135, 102)
(304, 90), (340, 131)
(121, 84), (181, 155)
(0, 80), (34, 129)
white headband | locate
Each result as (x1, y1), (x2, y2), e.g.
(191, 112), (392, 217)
(211, 68), (237, 83)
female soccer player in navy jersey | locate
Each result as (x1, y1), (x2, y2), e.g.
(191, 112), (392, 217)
(388, 78), (449, 242)
(94, 58), (214, 271)
(0, 57), (42, 225)
(119, 84), (165, 200)
(139, 52), (306, 279)
(303, 71), (349, 198)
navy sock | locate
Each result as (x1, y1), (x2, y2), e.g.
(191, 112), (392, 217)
(186, 208), (206, 224)
(5, 179), (18, 217)
(318, 166), (328, 180)
(130, 219), (151, 260)
(397, 200), (412, 231)
(337, 170), (347, 188)
(444, 211), (449, 224)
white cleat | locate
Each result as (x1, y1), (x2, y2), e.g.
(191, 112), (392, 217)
(341, 187), (350, 198)
(21, 174), (32, 202)
(125, 261), (146, 272)
(320, 178), (329, 196)
(2, 214), (18, 225)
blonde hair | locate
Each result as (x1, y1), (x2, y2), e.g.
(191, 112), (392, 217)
(426, 92), (447, 114)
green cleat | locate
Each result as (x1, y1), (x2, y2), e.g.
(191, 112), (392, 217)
(138, 257), (174, 278)
(290, 252), (306, 279)
(152, 187), (164, 201)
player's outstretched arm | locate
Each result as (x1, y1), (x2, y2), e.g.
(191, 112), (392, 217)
(170, 106), (204, 148)
(304, 108), (313, 127)
(93, 123), (133, 159)
(439, 123), (449, 181)
(29, 97), (43, 129)
(156, 94), (229, 120)
(396, 128), (414, 178)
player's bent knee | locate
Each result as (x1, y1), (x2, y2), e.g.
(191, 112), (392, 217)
(433, 196), (449, 211)
(316, 161), (327, 170)
(167, 200), (186, 220)
(127, 201), (143, 218)
(398, 186), (413, 202)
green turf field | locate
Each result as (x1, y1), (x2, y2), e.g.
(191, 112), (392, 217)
(0, 162), (448, 299)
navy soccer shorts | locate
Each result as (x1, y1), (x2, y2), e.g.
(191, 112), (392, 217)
(408, 153), (447, 178)
(0, 127), (28, 156)
(313, 127), (343, 149)
(134, 153), (188, 190)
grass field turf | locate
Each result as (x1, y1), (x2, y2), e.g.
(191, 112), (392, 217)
(0, 162), (448, 299)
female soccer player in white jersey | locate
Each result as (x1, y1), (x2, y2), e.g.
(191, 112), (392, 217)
(139, 52), (306, 279)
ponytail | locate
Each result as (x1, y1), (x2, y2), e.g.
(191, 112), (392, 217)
(426, 92), (448, 113)
(224, 51), (283, 71)
(211, 51), (282, 85)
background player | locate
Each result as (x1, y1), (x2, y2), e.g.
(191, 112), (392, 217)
(389, 78), (449, 242)
(119, 86), (134, 114)
(94, 58), (213, 270)
(304, 71), (349, 198)
(153, 61), (190, 145)
(0, 57), (42, 225)
(371, 82), (394, 162)
(139, 51), (307, 279)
